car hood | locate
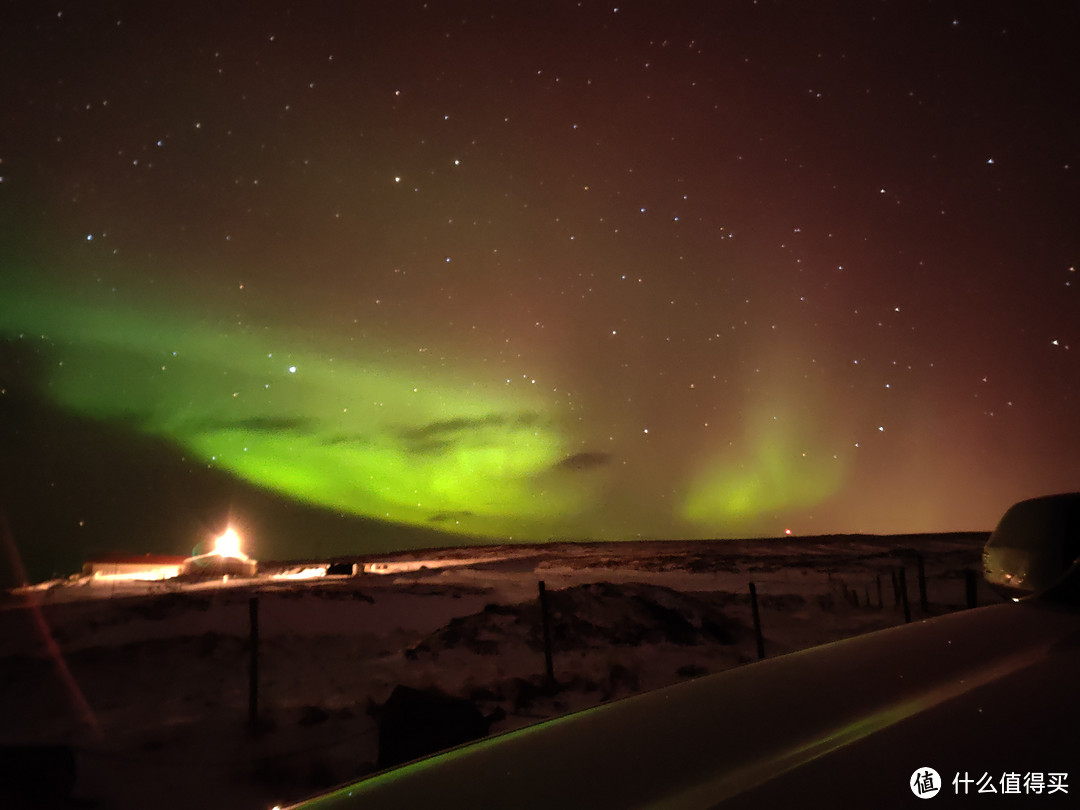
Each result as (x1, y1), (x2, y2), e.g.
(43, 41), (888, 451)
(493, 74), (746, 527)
(285, 600), (1080, 809)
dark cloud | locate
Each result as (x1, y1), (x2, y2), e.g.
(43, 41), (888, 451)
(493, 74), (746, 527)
(182, 416), (318, 434)
(429, 511), (476, 523)
(399, 412), (543, 454)
(322, 432), (376, 447)
(398, 412), (540, 442)
(555, 452), (613, 472)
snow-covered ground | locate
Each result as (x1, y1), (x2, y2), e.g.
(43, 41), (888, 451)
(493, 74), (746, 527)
(0, 533), (990, 809)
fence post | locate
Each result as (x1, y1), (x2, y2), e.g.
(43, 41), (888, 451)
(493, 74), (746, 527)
(749, 582), (765, 660)
(916, 553), (928, 614)
(538, 581), (555, 686)
(965, 569), (978, 609)
(248, 596), (259, 728)
(898, 567), (911, 624)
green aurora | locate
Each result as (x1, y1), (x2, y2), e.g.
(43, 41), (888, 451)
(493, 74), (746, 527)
(1, 280), (851, 546)
(681, 403), (849, 529)
(0, 282), (603, 540)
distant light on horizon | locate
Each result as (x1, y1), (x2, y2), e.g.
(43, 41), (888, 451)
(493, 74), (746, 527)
(91, 565), (181, 582)
(213, 527), (247, 560)
(271, 566), (327, 580)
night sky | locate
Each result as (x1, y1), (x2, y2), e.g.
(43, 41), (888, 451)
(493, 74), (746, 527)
(1, 1), (1078, 578)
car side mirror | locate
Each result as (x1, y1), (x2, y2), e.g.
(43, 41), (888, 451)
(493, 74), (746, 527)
(983, 493), (1080, 602)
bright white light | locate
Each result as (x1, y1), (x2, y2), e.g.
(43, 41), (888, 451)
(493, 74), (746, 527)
(271, 567), (327, 581)
(213, 527), (246, 559)
(92, 566), (181, 582)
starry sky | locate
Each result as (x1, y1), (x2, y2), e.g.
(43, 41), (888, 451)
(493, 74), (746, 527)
(1, 1), (1078, 578)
